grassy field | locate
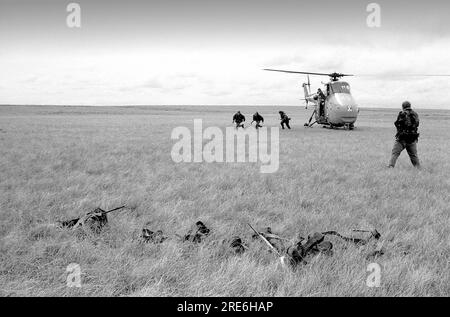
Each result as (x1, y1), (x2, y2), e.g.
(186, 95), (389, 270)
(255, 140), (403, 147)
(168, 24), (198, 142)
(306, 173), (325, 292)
(0, 105), (449, 297)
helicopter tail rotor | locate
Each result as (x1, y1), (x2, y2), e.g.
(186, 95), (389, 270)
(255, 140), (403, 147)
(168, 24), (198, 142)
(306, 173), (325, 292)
(302, 78), (311, 109)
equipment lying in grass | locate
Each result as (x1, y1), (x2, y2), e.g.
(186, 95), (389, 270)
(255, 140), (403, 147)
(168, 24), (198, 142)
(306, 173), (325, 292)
(248, 224), (288, 266)
(229, 236), (247, 254)
(248, 226), (334, 267)
(248, 225), (382, 268)
(141, 228), (168, 244)
(365, 244), (385, 260)
(322, 229), (381, 245)
(59, 209), (384, 267)
(183, 221), (211, 243)
(250, 226), (289, 252)
(287, 232), (334, 267)
(138, 221), (384, 267)
(58, 206), (126, 234)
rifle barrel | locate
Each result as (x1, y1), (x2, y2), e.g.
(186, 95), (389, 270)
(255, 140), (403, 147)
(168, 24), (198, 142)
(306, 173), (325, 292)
(104, 206), (126, 214)
(248, 223), (282, 257)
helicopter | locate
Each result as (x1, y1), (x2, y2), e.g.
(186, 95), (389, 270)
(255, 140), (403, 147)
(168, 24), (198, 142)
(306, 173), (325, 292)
(264, 69), (359, 130)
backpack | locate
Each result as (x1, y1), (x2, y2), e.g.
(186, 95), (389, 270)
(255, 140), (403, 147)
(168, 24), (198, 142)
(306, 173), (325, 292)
(403, 110), (416, 130)
(397, 110), (419, 142)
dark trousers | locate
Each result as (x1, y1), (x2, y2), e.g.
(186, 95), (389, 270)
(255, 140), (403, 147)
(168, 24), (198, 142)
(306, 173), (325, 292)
(389, 140), (420, 168)
(235, 121), (244, 129)
(281, 120), (291, 129)
(255, 121), (262, 129)
(319, 101), (325, 117)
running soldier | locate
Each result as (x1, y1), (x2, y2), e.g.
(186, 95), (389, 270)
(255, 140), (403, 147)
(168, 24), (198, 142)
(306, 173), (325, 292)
(252, 112), (264, 129)
(279, 111), (291, 130)
(232, 111), (246, 129)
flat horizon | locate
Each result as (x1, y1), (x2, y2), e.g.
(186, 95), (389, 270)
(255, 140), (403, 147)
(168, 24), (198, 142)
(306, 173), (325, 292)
(1, 104), (448, 112)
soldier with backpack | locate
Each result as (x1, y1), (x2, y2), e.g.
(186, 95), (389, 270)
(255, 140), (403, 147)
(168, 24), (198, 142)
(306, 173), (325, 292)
(252, 112), (264, 129)
(232, 111), (246, 129)
(388, 101), (421, 168)
(279, 111), (292, 130)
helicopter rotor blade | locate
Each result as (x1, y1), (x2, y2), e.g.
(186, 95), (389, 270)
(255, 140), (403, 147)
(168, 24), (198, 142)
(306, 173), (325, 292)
(357, 74), (450, 77)
(341, 73), (450, 78)
(264, 69), (333, 76)
(264, 69), (450, 78)
(263, 69), (354, 77)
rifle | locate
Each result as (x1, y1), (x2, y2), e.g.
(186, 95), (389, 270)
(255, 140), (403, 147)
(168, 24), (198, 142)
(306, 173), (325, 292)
(97, 205), (126, 216)
(248, 223), (285, 262)
(59, 206), (126, 229)
(322, 229), (380, 245)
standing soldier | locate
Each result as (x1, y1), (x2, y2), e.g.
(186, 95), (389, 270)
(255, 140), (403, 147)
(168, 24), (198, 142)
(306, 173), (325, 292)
(388, 101), (421, 168)
(279, 111), (291, 130)
(232, 111), (246, 129)
(252, 112), (264, 129)
(315, 88), (326, 118)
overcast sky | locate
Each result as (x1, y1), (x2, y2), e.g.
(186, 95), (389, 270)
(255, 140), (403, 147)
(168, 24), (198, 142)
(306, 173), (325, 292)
(1, 0), (450, 108)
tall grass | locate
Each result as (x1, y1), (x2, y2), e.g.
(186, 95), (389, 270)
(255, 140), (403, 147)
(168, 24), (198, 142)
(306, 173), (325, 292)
(0, 105), (449, 296)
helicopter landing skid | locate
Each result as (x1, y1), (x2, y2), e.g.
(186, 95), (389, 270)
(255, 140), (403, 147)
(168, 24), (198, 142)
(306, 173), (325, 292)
(322, 123), (355, 130)
(304, 121), (317, 128)
(344, 123), (355, 130)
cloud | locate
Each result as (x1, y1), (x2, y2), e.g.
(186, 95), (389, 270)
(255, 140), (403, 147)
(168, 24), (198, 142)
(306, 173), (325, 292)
(1, 16), (450, 108)
(204, 90), (232, 97)
(142, 78), (164, 89)
(22, 76), (40, 84)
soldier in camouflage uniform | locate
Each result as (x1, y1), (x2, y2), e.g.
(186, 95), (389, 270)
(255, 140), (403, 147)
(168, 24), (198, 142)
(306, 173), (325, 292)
(279, 111), (291, 130)
(314, 89), (326, 117)
(232, 111), (246, 129)
(252, 112), (264, 129)
(388, 101), (420, 168)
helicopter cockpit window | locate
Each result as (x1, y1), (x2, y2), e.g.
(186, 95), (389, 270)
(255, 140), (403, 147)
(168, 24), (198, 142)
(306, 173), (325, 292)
(331, 82), (351, 94)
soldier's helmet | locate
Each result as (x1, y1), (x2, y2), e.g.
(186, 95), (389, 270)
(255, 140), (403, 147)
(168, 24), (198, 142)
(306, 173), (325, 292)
(402, 101), (411, 110)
